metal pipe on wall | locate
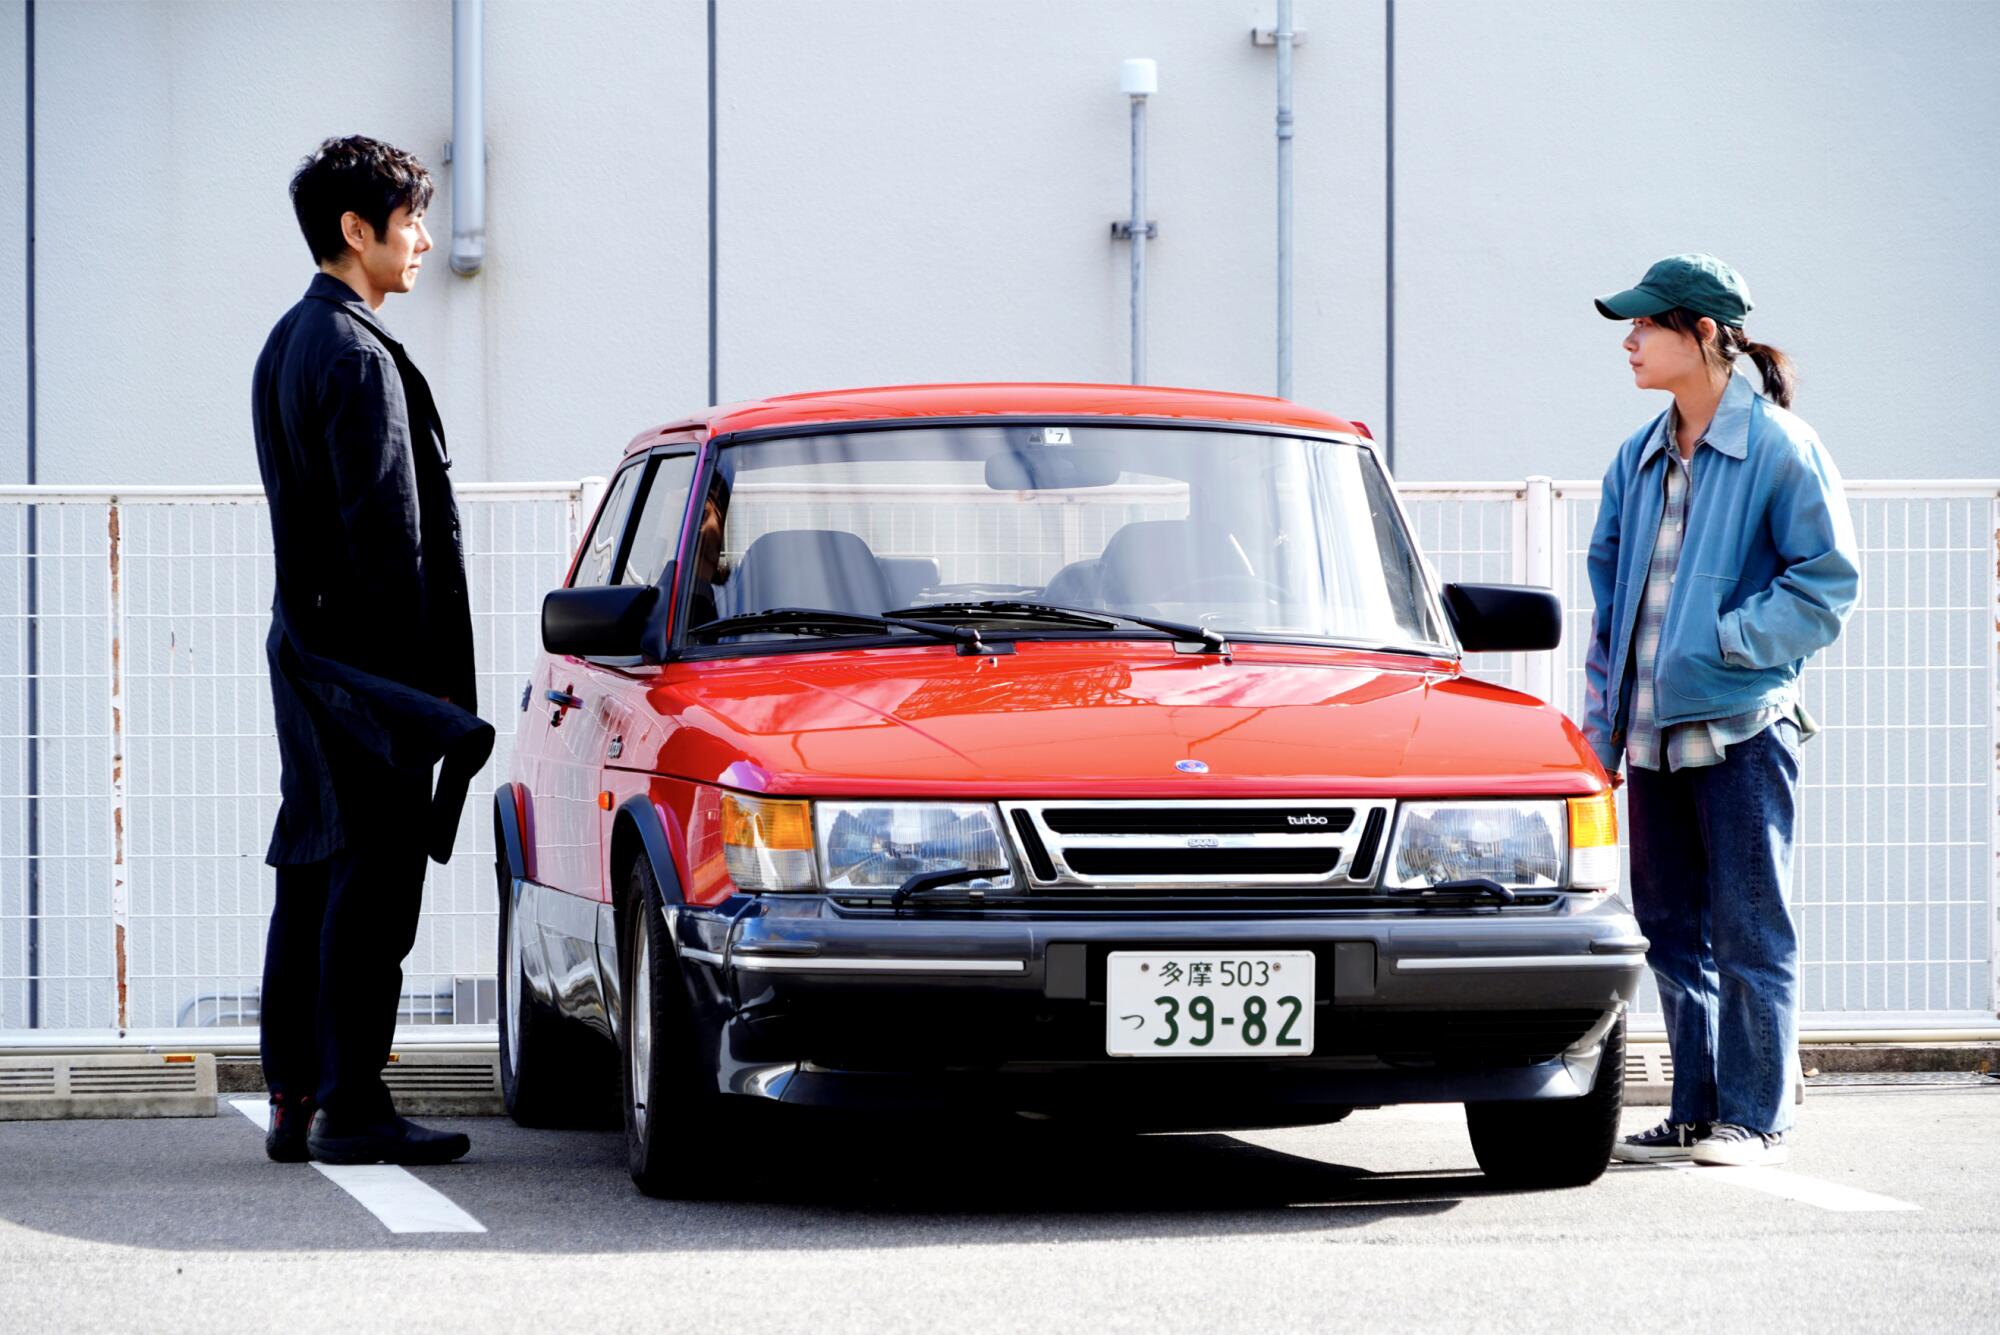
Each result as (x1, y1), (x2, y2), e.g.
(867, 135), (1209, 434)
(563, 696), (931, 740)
(449, 0), (485, 276)
(1275, 0), (1295, 400)
(1121, 59), (1156, 385)
(22, 0), (39, 1029)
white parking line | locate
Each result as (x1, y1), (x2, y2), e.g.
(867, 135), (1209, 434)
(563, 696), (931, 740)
(1667, 1162), (1920, 1212)
(229, 1097), (488, 1234)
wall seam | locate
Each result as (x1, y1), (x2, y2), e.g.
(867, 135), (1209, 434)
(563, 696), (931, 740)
(706, 0), (717, 406)
(1383, 0), (1396, 474)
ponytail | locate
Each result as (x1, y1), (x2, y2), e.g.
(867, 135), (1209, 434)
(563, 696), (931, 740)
(1731, 333), (1796, 410)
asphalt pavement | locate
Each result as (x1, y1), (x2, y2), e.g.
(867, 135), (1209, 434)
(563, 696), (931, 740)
(1, 1084), (1995, 1333)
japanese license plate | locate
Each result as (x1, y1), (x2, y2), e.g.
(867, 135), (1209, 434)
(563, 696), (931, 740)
(1105, 951), (1316, 1057)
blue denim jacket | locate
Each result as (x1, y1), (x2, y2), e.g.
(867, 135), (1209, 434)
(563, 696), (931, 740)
(1581, 370), (1859, 776)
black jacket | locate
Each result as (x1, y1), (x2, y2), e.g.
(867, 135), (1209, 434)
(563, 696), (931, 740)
(252, 274), (492, 866)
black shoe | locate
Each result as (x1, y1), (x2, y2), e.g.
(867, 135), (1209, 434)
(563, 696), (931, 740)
(1611, 1118), (1713, 1163)
(307, 1110), (472, 1166)
(265, 1092), (315, 1163)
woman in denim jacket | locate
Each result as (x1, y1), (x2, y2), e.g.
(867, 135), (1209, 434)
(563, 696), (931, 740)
(1583, 255), (1858, 1167)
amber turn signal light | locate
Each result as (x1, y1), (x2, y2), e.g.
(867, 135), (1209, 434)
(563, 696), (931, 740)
(1566, 792), (1618, 848)
(720, 793), (814, 851)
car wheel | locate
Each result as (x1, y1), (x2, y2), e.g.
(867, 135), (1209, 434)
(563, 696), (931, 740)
(495, 819), (572, 1127)
(1463, 1015), (1625, 1189)
(620, 853), (724, 1199)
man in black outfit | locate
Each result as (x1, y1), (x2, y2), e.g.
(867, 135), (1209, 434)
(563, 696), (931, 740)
(251, 136), (494, 1165)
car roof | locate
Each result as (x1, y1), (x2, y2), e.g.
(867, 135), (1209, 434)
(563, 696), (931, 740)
(620, 382), (1366, 455)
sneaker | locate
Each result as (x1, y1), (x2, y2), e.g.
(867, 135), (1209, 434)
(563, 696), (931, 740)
(264, 1092), (314, 1163)
(1611, 1118), (1713, 1163)
(1690, 1123), (1788, 1167)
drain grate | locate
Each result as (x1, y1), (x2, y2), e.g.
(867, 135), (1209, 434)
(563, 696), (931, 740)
(1806, 1070), (1999, 1089)
(0, 1054), (217, 1121)
(381, 1052), (503, 1115)
(1624, 1043), (1674, 1106)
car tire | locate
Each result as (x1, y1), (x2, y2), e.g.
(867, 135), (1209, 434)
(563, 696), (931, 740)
(495, 820), (574, 1128)
(620, 853), (725, 1199)
(1463, 1015), (1625, 1189)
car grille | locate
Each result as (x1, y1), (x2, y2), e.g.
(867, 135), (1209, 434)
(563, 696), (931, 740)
(1001, 800), (1396, 894)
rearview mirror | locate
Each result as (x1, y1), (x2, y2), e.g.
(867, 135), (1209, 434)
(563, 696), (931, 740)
(1441, 583), (1562, 653)
(984, 447), (1121, 491)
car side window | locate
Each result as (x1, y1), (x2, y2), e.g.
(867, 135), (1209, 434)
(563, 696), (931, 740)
(570, 465), (643, 588)
(620, 453), (699, 588)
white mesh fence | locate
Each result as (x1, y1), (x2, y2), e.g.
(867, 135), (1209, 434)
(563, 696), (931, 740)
(1410, 479), (2000, 1029)
(2, 478), (1994, 1042)
(0, 485), (585, 1038)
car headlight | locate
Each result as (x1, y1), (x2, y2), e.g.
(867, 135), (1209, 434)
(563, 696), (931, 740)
(815, 801), (1015, 891)
(1383, 800), (1565, 890)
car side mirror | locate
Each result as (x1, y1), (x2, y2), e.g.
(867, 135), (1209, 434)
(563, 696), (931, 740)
(1441, 582), (1562, 653)
(543, 583), (661, 660)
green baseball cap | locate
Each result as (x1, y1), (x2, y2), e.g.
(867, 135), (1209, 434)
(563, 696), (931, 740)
(1595, 253), (1753, 328)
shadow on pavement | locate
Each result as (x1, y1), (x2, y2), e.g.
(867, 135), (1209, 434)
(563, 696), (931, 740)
(0, 1110), (1552, 1254)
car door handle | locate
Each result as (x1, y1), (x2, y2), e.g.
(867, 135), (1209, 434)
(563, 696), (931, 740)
(545, 688), (585, 711)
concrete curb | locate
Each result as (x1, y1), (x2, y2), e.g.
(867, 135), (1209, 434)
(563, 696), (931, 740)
(1801, 1043), (1998, 1075)
(218, 1054), (505, 1117)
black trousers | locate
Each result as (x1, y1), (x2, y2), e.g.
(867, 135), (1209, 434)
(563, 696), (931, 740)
(260, 767), (431, 1121)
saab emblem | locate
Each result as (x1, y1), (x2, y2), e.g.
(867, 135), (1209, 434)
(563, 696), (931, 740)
(1175, 759), (1209, 774)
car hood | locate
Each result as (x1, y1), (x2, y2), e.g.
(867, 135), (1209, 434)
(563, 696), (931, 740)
(631, 641), (1602, 798)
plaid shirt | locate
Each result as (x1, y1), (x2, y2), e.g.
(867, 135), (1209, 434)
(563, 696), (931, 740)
(1625, 418), (1813, 772)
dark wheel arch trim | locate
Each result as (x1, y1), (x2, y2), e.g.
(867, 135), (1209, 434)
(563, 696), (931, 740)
(611, 794), (687, 911)
(493, 782), (530, 883)
(608, 794), (740, 1088)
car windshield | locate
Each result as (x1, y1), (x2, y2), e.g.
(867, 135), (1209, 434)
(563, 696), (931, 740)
(682, 424), (1449, 651)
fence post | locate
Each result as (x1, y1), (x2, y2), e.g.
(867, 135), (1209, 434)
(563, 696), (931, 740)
(1990, 494), (1999, 1019)
(1522, 475), (1555, 705)
(107, 497), (130, 1031)
(575, 475), (608, 549)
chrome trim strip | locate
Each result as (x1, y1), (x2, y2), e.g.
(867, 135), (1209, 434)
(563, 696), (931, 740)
(1002, 798), (1398, 890)
(1395, 954), (1642, 972)
(679, 947), (727, 967)
(731, 956), (1027, 974)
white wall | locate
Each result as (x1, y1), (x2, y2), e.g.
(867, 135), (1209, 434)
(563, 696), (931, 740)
(716, 0), (1386, 429)
(26, 0), (703, 486)
(1394, 0), (2000, 480)
(3, 0), (1995, 486)
(0, 2), (23, 488)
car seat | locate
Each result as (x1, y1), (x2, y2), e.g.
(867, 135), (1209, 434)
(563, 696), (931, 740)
(728, 529), (895, 617)
(1041, 558), (1105, 608)
(879, 557), (940, 609)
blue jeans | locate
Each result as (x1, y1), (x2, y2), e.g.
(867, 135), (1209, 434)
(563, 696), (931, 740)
(1625, 720), (1801, 1133)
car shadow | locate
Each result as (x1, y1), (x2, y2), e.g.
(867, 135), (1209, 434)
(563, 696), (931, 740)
(0, 1112), (1566, 1255)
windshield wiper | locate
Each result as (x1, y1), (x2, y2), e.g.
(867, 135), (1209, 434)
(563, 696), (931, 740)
(882, 599), (1228, 654)
(689, 607), (1006, 655)
(1385, 877), (1519, 905)
(890, 866), (1010, 907)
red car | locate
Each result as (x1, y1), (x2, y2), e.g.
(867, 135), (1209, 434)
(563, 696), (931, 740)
(494, 383), (1642, 1198)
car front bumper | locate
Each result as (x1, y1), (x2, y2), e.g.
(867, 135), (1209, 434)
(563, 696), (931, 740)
(669, 894), (1648, 1123)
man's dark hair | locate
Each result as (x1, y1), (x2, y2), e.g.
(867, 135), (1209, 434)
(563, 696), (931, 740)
(289, 135), (434, 266)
